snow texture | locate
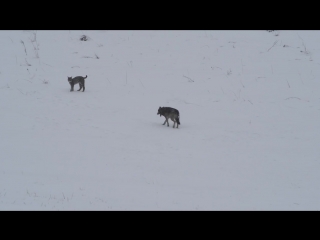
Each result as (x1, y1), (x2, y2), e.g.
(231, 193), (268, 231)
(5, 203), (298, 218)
(0, 30), (320, 210)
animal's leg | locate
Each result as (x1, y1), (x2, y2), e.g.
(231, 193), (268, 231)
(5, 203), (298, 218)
(163, 118), (169, 126)
(174, 116), (180, 128)
(173, 118), (178, 128)
(163, 119), (167, 126)
(170, 117), (176, 128)
(78, 84), (82, 91)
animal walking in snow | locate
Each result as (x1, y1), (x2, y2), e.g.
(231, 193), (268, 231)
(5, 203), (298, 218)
(68, 75), (87, 92)
(157, 107), (180, 128)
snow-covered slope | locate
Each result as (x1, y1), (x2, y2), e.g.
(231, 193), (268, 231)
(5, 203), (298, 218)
(1, 30), (319, 210)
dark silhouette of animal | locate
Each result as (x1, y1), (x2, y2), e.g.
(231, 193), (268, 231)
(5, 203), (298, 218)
(157, 107), (180, 128)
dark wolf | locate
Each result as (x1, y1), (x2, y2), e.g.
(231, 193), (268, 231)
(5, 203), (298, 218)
(157, 107), (180, 128)
(68, 75), (87, 92)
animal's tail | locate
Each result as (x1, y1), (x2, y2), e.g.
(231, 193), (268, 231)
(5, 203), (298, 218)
(84, 75), (87, 79)
(176, 116), (180, 125)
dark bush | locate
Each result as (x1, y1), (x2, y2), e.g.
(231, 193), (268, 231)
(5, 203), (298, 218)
(80, 35), (89, 41)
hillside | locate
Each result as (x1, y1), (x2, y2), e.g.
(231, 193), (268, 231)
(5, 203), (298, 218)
(0, 30), (319, 210)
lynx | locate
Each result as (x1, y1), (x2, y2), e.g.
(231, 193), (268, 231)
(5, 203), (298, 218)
(68, 75), (87, 92)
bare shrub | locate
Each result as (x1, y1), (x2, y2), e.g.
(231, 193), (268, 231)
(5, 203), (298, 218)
(80, 35), (90, 41)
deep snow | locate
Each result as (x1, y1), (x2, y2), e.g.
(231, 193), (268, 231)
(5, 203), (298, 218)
(0, 30), (320, 210)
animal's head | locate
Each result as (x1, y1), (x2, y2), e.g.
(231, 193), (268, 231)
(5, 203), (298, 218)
(68, 76), (72, 83)
(157, 107), (162, 116)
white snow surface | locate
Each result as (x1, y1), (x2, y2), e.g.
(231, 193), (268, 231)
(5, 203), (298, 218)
(0, 30), (320, 210)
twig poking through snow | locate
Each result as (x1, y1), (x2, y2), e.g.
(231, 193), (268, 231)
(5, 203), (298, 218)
(286, 97), (301, 100)
(267, 40), (278, 52)
(20, 40), (27, 55)
(286, 79), (290, 88)
(182, 100), (201, 106)
(240, 80), (245, 88)
(139, 79), (144, 88)
(0, 84), (10, 89)
(42, 62), (52, 67)
(17, 88), (26, 95)
(241, 59), (244, 74)
(297, 34), (309, 54)
(25, 59), (31, 66)
(285, 97), (309, 102)
(183, 75), (194, 82)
